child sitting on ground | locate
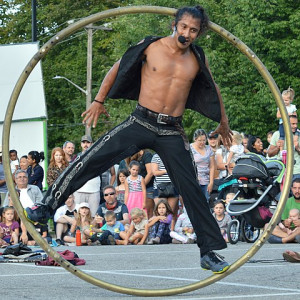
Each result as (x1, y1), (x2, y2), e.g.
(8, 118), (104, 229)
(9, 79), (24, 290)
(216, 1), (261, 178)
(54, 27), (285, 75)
(94, 211), (126, 245)
(141, 199), (173, 245)
(0, 207), (19, 245)
(118, 208), (148, 245)
(170, 206), (196, 244)
(278, 208), (300, 235)
(64, 202), (93, 245)
(212, 201), (232, 242)
(26, 223), (52, 246)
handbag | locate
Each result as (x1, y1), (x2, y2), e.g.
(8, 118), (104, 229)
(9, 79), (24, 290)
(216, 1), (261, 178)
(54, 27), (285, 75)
(157, 182), (176, 198)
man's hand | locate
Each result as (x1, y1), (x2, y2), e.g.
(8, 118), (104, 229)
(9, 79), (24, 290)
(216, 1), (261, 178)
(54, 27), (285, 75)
(81, 101), (110, 128)
(210, 120), (232, 148)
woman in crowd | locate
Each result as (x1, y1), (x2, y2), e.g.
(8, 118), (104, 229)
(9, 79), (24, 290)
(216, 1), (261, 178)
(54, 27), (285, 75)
(47, 147), (69, 187)
(27, 151), (45, 191)
(190, 129), (215, 200)
(247, 135), (265, 157)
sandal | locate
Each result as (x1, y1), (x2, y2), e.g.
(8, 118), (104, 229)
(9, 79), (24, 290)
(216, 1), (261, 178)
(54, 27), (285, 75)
(282, 251), (300, 263)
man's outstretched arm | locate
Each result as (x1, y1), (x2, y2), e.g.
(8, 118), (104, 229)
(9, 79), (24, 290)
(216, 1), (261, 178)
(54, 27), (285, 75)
(204, 57), (232, 147)
(82, 60), (121, 128)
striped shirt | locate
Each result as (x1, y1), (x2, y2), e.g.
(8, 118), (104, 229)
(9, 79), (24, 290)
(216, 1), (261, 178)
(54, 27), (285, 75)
(151, 154), (171, 187)
(127, 175), (143, 192)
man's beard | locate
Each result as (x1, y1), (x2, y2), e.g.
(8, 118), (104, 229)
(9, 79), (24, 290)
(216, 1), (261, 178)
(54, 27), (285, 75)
(294, 194), (300, 200)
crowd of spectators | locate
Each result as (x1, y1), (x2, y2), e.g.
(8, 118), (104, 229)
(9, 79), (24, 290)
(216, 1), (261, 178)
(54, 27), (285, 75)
(0, 88), (299, 246)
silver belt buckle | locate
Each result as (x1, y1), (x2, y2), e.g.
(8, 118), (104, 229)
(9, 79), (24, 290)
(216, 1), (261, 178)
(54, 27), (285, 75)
(157, 113), (168, 124)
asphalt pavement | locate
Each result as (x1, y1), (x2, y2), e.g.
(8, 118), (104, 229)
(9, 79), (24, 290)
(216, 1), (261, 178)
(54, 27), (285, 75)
(0, 242), (300, 300)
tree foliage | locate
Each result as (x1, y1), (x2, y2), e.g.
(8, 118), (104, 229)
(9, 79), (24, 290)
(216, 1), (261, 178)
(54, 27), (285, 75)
(1, 0), (299, 152)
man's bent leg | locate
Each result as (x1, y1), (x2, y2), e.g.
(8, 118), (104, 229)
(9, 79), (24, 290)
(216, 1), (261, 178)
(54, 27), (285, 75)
(43, 116), (156, 210)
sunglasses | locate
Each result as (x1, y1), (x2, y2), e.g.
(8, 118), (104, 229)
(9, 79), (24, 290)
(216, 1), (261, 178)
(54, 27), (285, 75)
(104, 192), (116, 197)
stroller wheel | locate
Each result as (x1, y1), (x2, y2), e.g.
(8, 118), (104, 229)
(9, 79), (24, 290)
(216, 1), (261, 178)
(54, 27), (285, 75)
(227, 219), (240, 244)
(240, 219), (260, 243)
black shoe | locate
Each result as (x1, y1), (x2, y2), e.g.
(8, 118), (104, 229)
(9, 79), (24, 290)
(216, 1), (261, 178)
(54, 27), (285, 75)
(24, 204), (52, 225)
(201, 251), (230, 274)
(55, 239), (65, 246)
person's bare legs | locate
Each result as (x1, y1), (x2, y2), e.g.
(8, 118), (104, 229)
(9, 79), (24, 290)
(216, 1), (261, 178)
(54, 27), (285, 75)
(271, 226), (300, 243)
(11, 232), (19, 245)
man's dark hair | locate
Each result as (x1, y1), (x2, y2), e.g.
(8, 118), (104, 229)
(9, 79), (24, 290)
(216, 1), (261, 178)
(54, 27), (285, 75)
(292, 178), (300, 186)
(103, 185), (116, 193)
(174, 5), (209, 35)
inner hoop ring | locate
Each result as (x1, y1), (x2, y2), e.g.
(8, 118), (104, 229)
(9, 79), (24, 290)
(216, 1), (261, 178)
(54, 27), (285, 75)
(2, 6), (293, 297)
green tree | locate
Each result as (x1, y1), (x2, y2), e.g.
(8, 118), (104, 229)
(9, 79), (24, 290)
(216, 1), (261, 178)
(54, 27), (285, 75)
(1, 0), (299, 150)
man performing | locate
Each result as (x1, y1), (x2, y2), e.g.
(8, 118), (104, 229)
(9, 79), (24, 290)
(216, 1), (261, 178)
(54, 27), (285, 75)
(28, 5), (232, 273)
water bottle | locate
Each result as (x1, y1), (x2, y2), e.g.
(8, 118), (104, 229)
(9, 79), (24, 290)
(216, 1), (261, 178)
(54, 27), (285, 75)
(282, 150), (287, 165)
(76, 229), (82, 246)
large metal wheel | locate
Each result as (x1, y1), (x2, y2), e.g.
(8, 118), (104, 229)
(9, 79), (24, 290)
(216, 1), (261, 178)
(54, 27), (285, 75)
(2, 5), (294, 297)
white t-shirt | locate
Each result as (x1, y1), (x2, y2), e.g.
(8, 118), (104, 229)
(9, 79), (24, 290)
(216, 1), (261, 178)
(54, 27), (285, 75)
(229, 144), (244, 163)
(20, 188), (34, 208)
(278, 104), (297, 124)
(54, 203), (80, 222)
(77, 176), (101, 193)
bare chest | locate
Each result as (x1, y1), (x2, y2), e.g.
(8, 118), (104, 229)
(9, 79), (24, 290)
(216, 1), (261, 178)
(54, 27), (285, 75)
(144, 46), (199, 82)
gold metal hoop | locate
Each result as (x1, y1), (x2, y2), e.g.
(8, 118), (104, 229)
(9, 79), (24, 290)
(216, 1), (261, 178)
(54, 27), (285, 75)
(2, 5), (293, 297)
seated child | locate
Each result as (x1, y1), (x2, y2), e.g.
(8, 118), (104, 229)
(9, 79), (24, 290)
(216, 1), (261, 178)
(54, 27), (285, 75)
(142, 199), (173, 245)
(26, 223), (52, 246)
(278, 208), (299, 235)
(224, 192), (235, 206)
(212, 201), (232, 242)
(0, 207), (19, 245)
(170, 206), (196, 244)
(64, 202), (93, 245)
(118, 208), (148, 245)
(93, 210), (126, 245)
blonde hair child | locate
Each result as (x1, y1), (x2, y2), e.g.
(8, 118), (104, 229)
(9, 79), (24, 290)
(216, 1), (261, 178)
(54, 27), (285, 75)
(118, 208), (148, 245)
(226, 131), (244, 174)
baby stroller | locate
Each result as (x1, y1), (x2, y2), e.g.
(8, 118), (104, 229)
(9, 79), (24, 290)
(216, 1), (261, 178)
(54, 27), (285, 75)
(226, 153), (285, 244)
(209, 171), (258, 244)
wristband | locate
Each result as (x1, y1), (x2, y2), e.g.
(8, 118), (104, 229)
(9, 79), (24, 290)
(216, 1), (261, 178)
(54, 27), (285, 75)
(94, 99), (104, 105)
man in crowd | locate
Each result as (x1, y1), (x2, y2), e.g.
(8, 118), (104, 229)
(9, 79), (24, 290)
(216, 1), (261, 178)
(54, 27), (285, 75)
(95, 185), (129, 227)
(54, 194), (79, 245)
(268, 115), (300, 179)
(268, 178), (300, 243)
(73, 135), (101, 217)
(63, 141), (75, 163)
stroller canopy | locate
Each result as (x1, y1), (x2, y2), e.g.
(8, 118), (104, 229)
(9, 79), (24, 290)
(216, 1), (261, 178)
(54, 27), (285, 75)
(232, 153), (269, 181)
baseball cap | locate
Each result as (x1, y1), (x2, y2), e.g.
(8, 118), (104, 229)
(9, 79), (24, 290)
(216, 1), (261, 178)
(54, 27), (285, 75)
(81, 135), (93, 143)
(78, 202), (90, 209)
(208, 131), (219, 139)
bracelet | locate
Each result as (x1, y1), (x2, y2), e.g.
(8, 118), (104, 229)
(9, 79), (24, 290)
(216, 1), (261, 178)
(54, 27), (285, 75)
(93, 99), (104, 105)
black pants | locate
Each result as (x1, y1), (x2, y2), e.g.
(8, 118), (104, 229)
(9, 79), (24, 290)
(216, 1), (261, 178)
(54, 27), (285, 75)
(44, 107), (226, 253)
